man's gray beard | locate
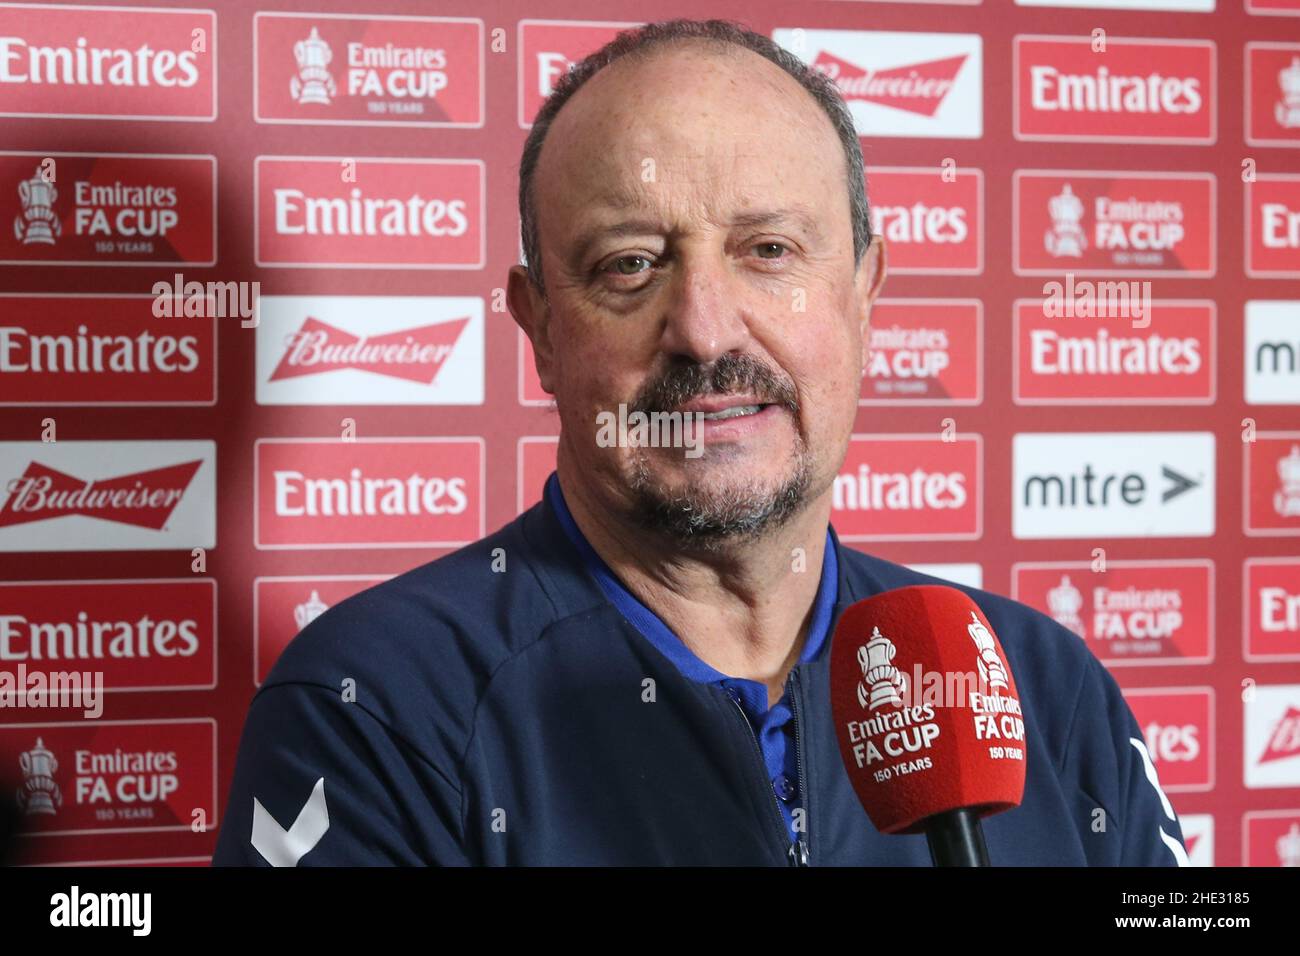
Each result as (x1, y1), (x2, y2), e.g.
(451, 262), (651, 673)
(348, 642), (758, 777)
(625, 450), (813, 552)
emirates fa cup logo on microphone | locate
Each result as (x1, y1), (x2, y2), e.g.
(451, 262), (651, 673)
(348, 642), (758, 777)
(13, 166), (61, 246)
(1044, 183), (1086, 259)
(291, 26), (337, 106)
(16, 737), (63, 817)
(856, 626), (908, 710)
(968, 612), (1009, 693)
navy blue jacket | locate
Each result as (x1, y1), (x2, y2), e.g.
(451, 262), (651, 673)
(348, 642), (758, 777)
(213, 486), (1188, 866)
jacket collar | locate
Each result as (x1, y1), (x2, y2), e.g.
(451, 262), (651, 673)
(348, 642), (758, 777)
(521, 472), (890, 661)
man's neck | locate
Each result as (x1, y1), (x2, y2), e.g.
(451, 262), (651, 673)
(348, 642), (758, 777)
(556, 459), (831, 708)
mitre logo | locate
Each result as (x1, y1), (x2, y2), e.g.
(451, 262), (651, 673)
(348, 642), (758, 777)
(1244, 684), (1300, 788)
(1246, 175), (1300, 278)
(1245, 301), (1300, 406)
(1015, 36), (1215, 143)
(0, 4), (215, 121)
(773, 29), (982, 138)
(1012, 432), (1215, 539)
(1013, 561), (1212, 665)
(291, 27), (336, 105)
(1015, 171), (1215, 277)
(255, 13), (483, 127)
(0, 441), (215, 552)
(255, 295), (483, 405)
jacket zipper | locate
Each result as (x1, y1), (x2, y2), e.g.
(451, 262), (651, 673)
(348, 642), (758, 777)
(789, 670), (811, 867)
(726, 692), (799, 866)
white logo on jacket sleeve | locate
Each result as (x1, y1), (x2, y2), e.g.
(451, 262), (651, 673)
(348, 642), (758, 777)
(251, 776), (330, 866)
(1129, 737), (1189, 866)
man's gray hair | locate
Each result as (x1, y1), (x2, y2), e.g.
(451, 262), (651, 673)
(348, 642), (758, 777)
(517, 18), (873, 299)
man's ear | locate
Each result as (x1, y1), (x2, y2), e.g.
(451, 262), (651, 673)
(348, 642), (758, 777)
(507, 264), (555, 395)
(855, 234), (888, 374)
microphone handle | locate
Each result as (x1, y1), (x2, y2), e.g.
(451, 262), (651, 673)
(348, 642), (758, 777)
(924, 808), (990, 867)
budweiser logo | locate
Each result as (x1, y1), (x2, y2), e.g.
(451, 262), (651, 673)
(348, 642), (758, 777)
(1259, 706), (1300, 764)
(0, 460), (201, 529)
(811, 50), (966, 116)
(270, 315), (467, 383)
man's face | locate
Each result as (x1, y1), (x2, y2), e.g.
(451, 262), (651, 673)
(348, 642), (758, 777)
(514, 42), (884, 547)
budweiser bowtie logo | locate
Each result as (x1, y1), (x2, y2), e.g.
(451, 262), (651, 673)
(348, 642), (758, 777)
(0, 459), (201, 529)
(269, 316), (468, 383)
(811, 50), (966, 116)
(1259, 706), (1300, 765)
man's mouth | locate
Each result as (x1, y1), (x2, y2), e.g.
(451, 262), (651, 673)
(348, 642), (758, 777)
(698, 404), (765, 421)
(670, 395), (774, 420)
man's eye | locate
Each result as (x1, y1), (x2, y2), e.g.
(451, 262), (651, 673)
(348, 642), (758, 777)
(754, 242), (789, 259)
(605, 255), (652, 276)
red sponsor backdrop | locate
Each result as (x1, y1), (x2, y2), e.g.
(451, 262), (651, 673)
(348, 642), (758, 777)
(0, 0), (1298, 868)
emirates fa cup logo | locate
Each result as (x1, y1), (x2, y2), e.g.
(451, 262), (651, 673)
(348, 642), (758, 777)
(967, 611), (1009, 693)
(1276, 56), (1300, 130)
(294, 589), (329, 630)
(1274, 445), (1300, 518)
(856, 626), (908, 710)
(13, 166), (60, 246)
(16, 737), (63, 817)
(1048, 574), (1085, 638)
(1044, 183), (1086, 259)
(291, 26), (337, 105)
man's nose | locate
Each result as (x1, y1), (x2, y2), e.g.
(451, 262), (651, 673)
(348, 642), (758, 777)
(657, 248), (752, 365)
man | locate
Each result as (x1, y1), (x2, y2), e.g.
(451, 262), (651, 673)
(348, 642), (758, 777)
(213, 19), (1187, 866)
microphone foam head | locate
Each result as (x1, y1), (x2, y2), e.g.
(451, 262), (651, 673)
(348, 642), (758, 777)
(829, 585), (1027, 835)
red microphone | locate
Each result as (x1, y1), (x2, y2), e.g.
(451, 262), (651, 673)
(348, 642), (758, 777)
(828, 585), (1028, 866)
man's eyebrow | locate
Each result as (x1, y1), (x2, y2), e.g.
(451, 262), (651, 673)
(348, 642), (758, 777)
(567, 207), (822, 267)
(728, 208), (823, 237)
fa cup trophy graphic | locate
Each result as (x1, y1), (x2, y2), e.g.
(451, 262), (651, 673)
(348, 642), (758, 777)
(14, 167), (61, 245)
(291, 27), (337, 106)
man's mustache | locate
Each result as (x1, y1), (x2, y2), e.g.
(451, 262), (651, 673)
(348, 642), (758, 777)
(631, 355), (799, 415)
